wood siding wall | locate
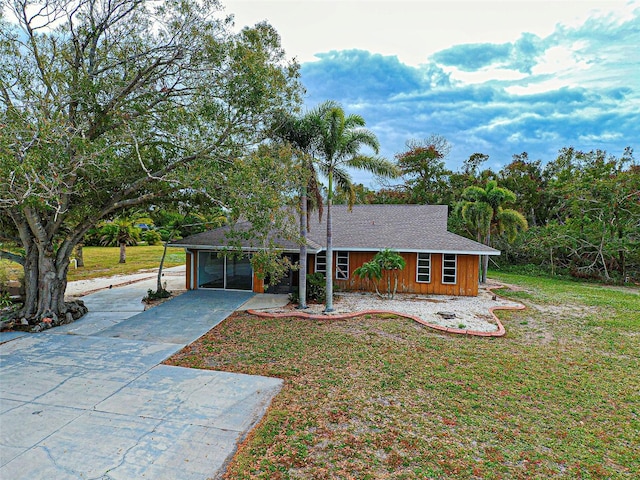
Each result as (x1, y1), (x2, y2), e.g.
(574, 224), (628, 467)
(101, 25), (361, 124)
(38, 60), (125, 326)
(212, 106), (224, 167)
(313, 251), (479, 297)
(253, 272), (265, 293)
(186, 251), (193, 290)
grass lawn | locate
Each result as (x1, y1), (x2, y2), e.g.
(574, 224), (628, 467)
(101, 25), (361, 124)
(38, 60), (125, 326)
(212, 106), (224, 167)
(66, 246), (185, 281)
(166, 272), (640, 479)
(0, 245), (185, 283)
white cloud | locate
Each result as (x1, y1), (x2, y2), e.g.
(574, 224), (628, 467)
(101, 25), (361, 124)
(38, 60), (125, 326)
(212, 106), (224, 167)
(223, 0), (634, 67)
(447, 66), (529, 85)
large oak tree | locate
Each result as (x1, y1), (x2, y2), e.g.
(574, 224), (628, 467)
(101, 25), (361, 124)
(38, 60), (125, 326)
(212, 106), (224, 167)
(0, 0), (301, 325)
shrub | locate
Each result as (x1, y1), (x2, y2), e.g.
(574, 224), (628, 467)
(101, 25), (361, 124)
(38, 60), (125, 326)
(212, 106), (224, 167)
(0, 291), (13, 308)
(0, 263), (9, 292)
(142, 230), (162, 245)
(306, 272), (326, 303)
(83, 227), (102, 246)
(143, 288), (172, 302)
(156, 228), (173, 242)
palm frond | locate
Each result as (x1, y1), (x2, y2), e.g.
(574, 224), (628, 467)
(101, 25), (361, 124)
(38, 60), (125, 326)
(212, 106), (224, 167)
(347, 155), (399, 179)
(462, 185), (486, 201)
(497, 208), (528, 241)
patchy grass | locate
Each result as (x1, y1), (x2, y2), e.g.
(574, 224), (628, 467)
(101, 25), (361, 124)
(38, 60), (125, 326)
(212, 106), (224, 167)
(166, 274), (640, 479)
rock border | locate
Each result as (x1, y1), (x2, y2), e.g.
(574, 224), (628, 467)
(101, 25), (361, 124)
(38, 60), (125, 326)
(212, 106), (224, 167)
(248, 284), (525, 338)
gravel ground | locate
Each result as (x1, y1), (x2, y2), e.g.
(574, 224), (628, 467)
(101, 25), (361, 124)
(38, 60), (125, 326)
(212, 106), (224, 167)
(255, 284), (523, 333)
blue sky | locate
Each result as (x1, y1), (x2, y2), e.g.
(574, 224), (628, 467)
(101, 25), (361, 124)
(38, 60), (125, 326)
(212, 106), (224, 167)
(225, 0), (640, 186)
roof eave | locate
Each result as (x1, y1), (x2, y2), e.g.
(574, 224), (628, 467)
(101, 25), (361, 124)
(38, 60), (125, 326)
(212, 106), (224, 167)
(172, 244), (321, 254)
(322, 247), (501, 256)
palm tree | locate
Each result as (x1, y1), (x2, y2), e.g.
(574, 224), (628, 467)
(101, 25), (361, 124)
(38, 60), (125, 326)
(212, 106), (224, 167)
(374, 249), (406, 299)
(354, 249), (406, 299)
(353, 261), (383, 298)
(99, 218), (141, 264)
(314, 101), (399, 311)
(271, 109), (325, 308)
(458, 180), (528, 283)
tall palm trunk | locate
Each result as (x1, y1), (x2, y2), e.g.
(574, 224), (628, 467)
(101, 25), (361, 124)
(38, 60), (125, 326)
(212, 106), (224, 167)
(481, 231), (491, 283)
(119, 242), (126, 263)
(298, 188), (308, 309)
(324, 172), (334, 312)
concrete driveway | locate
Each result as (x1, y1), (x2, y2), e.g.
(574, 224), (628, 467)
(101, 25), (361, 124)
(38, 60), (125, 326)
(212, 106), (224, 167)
(0, 282), (283, 480)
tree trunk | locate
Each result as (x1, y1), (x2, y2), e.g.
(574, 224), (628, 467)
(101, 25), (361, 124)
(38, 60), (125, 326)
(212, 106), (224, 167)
(298, 189), (308, 309)
(386, 271), (391, 299)
(37, 249), (66, 317)
(18, 239), (88, 328)
(157, 241), (169, 293)
(392, 273), (398, 299)
(325, 172), (334, 312)
(21, 240), (39, 319)
(119, 242), (126, 263)
(481, 232), (490, 283)
(75, 243), (85, 267)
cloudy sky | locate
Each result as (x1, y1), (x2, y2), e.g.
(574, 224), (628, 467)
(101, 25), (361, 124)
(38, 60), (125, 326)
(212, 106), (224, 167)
(224, 0), (639, 186)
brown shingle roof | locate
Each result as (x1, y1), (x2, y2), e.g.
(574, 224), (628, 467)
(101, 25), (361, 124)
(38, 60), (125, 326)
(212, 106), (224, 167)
(171, 205), (499, 255)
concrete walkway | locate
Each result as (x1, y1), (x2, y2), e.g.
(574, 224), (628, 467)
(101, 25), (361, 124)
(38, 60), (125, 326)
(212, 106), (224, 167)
(0, 282), (283, 479)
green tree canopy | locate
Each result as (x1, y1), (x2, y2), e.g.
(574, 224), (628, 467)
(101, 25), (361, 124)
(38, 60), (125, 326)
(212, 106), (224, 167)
(395, 135), (452, 205)
(0, 0), (302, 324)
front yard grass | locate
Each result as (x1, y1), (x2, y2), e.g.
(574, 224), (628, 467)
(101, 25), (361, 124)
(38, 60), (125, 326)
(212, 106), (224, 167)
(166, 273), (640, 479)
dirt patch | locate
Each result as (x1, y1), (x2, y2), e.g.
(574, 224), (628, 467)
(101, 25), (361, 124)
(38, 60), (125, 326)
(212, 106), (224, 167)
(143, 289), (186, 310)
(530, 303), (600, 319)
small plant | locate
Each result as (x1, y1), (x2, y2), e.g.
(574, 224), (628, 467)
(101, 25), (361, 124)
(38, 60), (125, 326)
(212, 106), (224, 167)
(0, 291), (13, 308)
(458, 323), (466, 329)
(143, 287), (172, 302)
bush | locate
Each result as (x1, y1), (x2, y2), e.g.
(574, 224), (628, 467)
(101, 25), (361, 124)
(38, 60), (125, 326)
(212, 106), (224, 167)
(142, 230), (162, 246)
(156, 228), (173, 242)
(143, 288), (172, 302)
(0, 291), (13, 308)
(306, 272), (326, 303)
(83, 227), (102, 246)
(0, 263), (9, 292)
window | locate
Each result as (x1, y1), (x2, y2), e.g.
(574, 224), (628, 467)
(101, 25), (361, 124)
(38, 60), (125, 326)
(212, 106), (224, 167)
(197, 252), (253, 290)
(442, 254), (457, 284)
(416, 253), (431, 283)
(315, 251), (326, 276)
(336, 251), (349, 280)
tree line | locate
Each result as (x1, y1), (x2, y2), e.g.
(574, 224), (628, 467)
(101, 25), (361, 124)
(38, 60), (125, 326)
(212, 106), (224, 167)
(337, 139), (639, 283)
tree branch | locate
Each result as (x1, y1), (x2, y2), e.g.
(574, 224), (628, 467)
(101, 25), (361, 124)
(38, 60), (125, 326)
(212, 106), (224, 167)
(0, 250), (25, 265)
